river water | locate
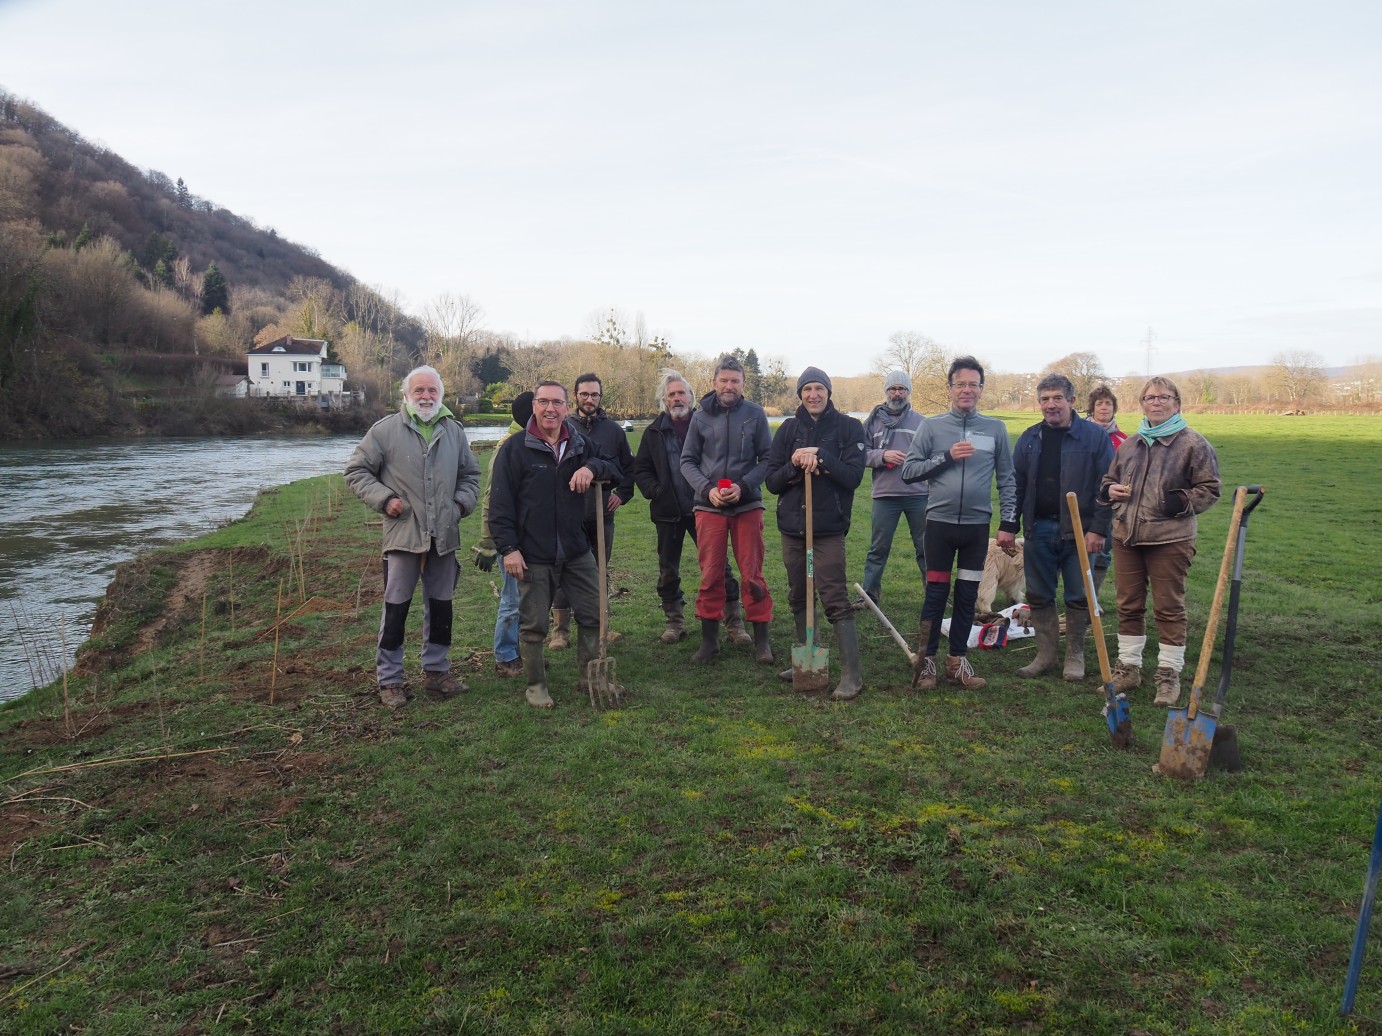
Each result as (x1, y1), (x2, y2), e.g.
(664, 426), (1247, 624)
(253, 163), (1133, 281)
(0, 428), (509, 702)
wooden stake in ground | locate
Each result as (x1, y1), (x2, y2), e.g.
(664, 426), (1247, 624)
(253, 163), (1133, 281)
(270, 578), (283, 705)
(59, 614), (72, 738)
(200, 592), (207, 681)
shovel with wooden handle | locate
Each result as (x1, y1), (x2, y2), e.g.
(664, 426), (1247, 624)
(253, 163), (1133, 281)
(1067, 491), (1132, 749)
(791, 471), (830, 692)
(1157, 485), (1248, 779)
(852, 581), (917, 665)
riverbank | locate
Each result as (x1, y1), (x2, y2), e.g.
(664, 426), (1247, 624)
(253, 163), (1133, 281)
(2, 415), (1380, 1031)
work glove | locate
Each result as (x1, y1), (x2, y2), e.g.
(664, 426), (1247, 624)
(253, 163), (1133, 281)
(472, 546), (497, 572)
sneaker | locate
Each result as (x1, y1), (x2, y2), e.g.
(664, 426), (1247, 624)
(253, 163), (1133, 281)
(1153, 667), (1181, 706)
(945, 654), (987, 690)
(423, 671), (468, 699)
(494, 658), (523, 679)
(378, 684), (408, 708)
(1111, 661), (1142, 693)
(913, 656), (937, 691)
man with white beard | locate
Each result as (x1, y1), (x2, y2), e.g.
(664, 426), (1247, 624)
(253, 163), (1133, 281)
(633, 371), (748, 646)
(345, 365), (481, 707)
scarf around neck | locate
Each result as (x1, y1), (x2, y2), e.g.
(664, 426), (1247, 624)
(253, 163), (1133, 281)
(1136, 412), (1187, 445)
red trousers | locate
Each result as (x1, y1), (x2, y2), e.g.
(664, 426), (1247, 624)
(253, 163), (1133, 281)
(693, 509), (774, 623)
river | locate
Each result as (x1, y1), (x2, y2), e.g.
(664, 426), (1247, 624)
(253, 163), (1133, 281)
(0, 429), (509, 702)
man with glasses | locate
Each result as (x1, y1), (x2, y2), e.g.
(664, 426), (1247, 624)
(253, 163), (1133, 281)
(547, 373), (635, 650)
(489, 381), (624, 708)
(900, 356), (1016, 690)
(857, 369), (929, 610)
(1003, 373), (1114, 682)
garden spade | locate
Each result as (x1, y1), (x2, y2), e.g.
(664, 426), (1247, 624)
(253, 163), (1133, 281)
(586, 482), (621, 709)
(791, 472), (830, 692)
(1158, 486), (1247, 779)
(1066, 492), (1131, 749)
(1206, 485), (1266, 772)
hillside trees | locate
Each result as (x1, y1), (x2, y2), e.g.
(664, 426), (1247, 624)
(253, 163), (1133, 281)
(1041, 351), (1107, 402)
(874, 331), (949, 411)
(1268, 350), (1325, 407)
(201, 261), (228, 314)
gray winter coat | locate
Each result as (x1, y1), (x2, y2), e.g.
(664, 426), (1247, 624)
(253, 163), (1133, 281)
(899, 407), (1017, 526)
(344, 407), (482, 556)
(679, 391), (773, 515)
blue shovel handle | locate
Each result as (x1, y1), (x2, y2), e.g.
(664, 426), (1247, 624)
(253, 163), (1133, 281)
(1342, 799), (1382, 1015)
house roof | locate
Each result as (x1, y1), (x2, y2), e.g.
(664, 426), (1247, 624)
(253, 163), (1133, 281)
(248, 336), (328, 356)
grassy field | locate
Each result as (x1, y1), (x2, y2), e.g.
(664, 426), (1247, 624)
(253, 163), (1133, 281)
(2, 412), (1380, 1034)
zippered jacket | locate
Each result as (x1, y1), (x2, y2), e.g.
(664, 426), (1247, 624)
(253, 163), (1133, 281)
(634, 410), (696, 522)
(345, 406), (481, 556)
(1008, 414), (1114, 539)
(899, 407), (1017, 526)
(572, 406), (635, 523)
(488, 423), (622, 565)
(679, 391), (773, 515)
(765, 402), (868, 538)
(1098, 428), (1220, 546)
(862, 403), (928, 499)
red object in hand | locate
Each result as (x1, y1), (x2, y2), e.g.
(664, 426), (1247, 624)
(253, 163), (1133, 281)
(718, 479), (733, 491)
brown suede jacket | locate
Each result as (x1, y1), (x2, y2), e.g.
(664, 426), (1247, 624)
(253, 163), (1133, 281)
(1098, 426), (1221, 547)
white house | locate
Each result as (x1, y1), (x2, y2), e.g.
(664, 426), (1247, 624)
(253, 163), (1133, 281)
(246, 336), (351, 405)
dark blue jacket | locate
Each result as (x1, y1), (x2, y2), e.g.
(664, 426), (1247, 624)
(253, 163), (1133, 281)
(1006, 413), (1113, 539)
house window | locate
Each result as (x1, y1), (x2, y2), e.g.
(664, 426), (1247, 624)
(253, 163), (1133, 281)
(283, 381), (292, 389)
(260, 363), (270, 377)
(294, 361), (313, 372)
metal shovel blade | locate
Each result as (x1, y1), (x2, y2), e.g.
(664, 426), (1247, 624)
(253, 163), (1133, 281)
(792, 640), (830, 693)
(1158, 704), (1217, 779)
(1105, 691), (1133, 749)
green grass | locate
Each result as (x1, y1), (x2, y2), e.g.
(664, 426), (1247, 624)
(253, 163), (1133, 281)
(1, 413), (1380, 1034)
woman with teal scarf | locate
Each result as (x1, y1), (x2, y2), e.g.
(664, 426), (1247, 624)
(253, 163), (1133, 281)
(1098, 377), (1221, 708)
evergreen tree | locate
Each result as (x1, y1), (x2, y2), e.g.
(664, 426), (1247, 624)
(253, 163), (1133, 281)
(202, 262), (229, 315)
(175, 178), (190, 206)
(153, 258), (173, 288)
(73, 223), (93, 251)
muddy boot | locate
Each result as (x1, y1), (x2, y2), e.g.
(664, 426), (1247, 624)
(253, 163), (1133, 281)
(1016, 604), (1060, 678)
(724, 600), (753, 647)
(547, 608), (571, 651)
(914, 656), (937, 691)
(1092, 565), (1109, 595)
(659, 601), (686, 644)
(1111, 662), (1142, 693)
(1154, 666), (1181, 706)
(752, 621), (774, 664)
(946, 654), (987, 690)
(691, 619), (720, 663)
(1063, 609), (1089, 682)
(830, 618), (864, 701)
(520, 640), (553, 709)
(780, 611), (807, 682)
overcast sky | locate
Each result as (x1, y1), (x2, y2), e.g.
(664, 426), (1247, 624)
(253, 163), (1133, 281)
(2, 0), (1379, 377)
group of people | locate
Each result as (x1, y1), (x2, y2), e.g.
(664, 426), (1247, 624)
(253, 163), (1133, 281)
(344, 354), (1221, 711)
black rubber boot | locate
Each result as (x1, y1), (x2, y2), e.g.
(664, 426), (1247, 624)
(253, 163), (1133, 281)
(752, 621), (774, 664)
(830, 618), (864, 701)
(691, 619), (720, 663)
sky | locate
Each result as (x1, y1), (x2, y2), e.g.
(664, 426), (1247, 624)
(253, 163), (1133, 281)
(2, 0), (1380, 378)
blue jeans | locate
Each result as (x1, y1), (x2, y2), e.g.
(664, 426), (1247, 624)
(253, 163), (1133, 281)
(493, 570), (520, 664)
(1024, 517), (1087, 610)
(861, 495), (927, 603)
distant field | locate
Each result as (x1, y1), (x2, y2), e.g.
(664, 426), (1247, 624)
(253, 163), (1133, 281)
(1, 413), (1380, 1033)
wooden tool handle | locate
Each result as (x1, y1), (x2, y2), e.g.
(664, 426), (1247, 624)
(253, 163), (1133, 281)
(1188, 486), (1248, 719)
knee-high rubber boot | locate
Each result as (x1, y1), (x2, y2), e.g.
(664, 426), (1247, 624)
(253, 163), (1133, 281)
(780, 611), (807, 682)
(520, 640), (552, 709)
(1092, 566), (1109, 595)
(752, 621), (774, 664)
(660, 601), (686, 644)
(830, 618), (864, 701)
(724, 600), (753, 646)
(691, 619), (720, 663)
(547, 609), (571, 650)
(1063, 608), (1090, 682)
(1016, 604), (1060, 678)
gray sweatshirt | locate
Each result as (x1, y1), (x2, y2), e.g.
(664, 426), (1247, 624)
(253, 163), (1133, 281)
(899, 407), (1017, 526)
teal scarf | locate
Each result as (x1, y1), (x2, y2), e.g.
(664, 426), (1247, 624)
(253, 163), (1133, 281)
(1136, 412), (1187, 445)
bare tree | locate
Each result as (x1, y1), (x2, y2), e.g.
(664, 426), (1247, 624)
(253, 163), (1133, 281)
(1041, 351), (1107, 404)
(873, 331), (949, 410)
(1268, 349), (1326, 407)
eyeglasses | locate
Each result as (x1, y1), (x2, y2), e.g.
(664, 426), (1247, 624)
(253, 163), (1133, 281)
(1142, 394), (1175, 404)
(951, 381), (982, 391)
(534, 398), (567, 409)
(576, 391), (602, 400)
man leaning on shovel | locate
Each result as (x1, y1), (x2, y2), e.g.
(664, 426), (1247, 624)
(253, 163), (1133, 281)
(488, 380), (623, 708)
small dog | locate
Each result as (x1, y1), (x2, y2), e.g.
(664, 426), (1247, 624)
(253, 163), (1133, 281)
(976, 538), (1025, 614)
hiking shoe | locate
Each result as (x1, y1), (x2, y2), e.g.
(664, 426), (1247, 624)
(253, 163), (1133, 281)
(378, 684), (408, 708)
(914, 656), (937, 691)
(945, 655), (987, 690)
(1153, 667), (1181, 706)
(423, 671), (468, 699)
(1111, 661), (1142, 693)
(494, 658), (523, 679)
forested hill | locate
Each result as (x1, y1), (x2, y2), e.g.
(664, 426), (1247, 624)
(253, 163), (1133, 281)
(0, 88), (425, 438)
